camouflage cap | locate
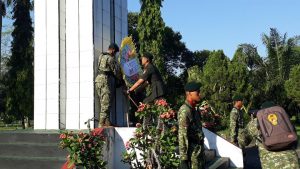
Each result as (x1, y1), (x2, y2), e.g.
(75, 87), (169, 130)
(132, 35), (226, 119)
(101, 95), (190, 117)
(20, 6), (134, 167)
(184, 82), (201, 92)
(232, 94), (243, 101)
(108, 43), (119, 52)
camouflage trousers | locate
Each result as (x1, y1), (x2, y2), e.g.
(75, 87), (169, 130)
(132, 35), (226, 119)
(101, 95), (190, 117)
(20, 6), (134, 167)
(258, 143), (299, 169)
(187, 142), (205, 169)
(95, 80), (111, 125)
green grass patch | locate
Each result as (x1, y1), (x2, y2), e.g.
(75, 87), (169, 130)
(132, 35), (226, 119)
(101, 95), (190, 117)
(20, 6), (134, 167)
(0, 127), (22, 131)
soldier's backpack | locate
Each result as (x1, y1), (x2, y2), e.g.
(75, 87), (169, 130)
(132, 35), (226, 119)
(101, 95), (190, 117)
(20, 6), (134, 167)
(257, 106), (297, 151)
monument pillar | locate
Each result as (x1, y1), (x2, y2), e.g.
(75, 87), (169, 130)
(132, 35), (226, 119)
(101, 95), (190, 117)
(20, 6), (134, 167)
(34, 0), (128, 130)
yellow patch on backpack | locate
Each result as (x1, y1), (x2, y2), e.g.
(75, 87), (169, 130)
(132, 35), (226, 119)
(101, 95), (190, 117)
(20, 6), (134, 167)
(268, 114), (278, 125)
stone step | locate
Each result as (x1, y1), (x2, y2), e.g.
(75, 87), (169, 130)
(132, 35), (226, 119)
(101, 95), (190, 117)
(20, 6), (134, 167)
(206, 157), (230, 169)
(0, 131), (61, 143)
(0, 143), (67, 158)
(0, 156), (66, 169)
(205, 149), (216, 163)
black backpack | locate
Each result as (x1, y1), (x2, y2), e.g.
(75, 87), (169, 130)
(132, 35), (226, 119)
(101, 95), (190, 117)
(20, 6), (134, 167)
(257, 106), (297, 151)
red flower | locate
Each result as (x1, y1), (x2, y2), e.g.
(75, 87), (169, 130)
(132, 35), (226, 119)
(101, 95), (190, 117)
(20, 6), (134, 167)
(125, 141), (131, 150)
(155, 99), (168, 107)
(59, 133), (67, 139)
(92, 128), (104, 136)
(160, 114), (166, 119)
(136, 123), (142, 128)
(137, 103), (148, 112)
(165, 113), (171, 119)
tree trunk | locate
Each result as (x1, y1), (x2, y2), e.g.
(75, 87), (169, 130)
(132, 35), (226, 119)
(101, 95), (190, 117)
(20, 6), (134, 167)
(21, 115), (25, 129)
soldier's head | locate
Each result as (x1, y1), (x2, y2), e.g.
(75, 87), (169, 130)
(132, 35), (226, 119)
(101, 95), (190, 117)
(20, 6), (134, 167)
(141, 52), (153, 66)
(232, 94), (243, 109)
(108, 43), (119, 56)
(248, 109), (258, 119)
(184, 82), (201, 103)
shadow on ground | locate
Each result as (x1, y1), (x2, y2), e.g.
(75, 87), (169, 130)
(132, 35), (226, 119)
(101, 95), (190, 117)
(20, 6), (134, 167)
(244, 146), (262, 169)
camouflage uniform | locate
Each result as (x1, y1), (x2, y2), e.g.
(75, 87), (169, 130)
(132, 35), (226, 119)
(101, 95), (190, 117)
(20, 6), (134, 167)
(178, 101), (205, 169)
(95, 52), (120, 126)
(247, 118), (300, 169)
(230, 107), (248, 148)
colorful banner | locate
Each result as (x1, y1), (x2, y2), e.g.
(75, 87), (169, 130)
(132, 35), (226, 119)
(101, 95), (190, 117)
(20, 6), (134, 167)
(118, 36), (142, 87)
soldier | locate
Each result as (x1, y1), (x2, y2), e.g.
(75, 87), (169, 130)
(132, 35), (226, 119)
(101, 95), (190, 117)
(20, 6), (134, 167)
(178, 82), (205, 169)
(95, 43), (121, 127)
(229, 95), (248, 148)
(127, 52), (165, 103)
(246, 101), (299, 169)
(127, 52), (165, 125)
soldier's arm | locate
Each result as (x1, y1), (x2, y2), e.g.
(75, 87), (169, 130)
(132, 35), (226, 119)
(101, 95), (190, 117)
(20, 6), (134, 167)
(246, 119), (259, 139)
(178, 108), (190, 160)
(128, 66), (151, 92)
(230, 109), (238, 143)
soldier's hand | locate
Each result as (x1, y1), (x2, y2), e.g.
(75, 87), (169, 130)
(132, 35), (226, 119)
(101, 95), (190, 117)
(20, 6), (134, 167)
(122, 89), (132, 95)
(179, 160), (189, 169)
(126, 89), (132, 95)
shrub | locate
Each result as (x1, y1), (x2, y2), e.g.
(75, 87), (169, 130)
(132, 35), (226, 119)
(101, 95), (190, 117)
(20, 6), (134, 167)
(59, 128), (107, 169)
(122, 99), (180, 169)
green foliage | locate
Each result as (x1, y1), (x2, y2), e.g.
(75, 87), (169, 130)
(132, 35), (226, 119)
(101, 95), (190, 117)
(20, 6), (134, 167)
(137, 0), (165, 77)
(122, 99), (179, 169)
(128, 12), (140, 51)
(228, 47), (253, 112)
(285, 64), (300, 105)
(261, 28), (300, 107)
(201, 51), (231, 117)
(187, 65), (202, 83)
(59, 129), (107, 169)
(5, 0), (33, 128)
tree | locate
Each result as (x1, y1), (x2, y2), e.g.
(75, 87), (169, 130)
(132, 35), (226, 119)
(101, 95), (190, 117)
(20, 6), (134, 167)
(0, 27), (11, 120)
(235, 44), (266, 109)
(129, 12), (188, 75)
(262, 28), (300, 106)
(262, 28), (300, 81)
(201, 51), (231, 116)
(137, 0), (166, 77)
(128, 12), (140, 52)
(229, 48), (250, 103)
(6, 0), (33, 128)
(0, 0), (12, 76)
(285, 65), (300, 105)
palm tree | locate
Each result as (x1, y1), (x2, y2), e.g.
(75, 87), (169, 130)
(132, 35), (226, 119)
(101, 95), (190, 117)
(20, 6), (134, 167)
(262, 28), (300, 81)
(261, 28), (300, 106)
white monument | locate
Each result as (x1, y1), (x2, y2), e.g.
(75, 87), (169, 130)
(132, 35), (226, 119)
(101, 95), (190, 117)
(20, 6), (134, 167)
(34, 0), (128, 130)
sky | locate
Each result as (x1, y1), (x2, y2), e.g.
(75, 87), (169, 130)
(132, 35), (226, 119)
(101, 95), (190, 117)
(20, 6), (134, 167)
(128, 0), (300, 58)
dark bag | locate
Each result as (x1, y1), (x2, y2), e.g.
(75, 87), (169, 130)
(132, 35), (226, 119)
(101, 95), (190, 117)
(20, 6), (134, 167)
(257, 106), (297, 151)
